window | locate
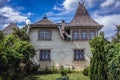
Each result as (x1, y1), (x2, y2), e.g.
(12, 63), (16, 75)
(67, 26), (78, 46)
(72, 30), (80, 40)
(89, 31), (96, 40)
(81, 31), (87, 40)
(74, 49), (85, 60)
(40, 49), (51, 61)
(38, 30), (52, 40)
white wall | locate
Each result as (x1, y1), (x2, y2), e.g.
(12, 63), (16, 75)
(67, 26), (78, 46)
(29, 28), (92, 70)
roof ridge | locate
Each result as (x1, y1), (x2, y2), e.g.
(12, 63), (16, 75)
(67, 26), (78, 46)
(33, 16), (57, 27)
(74, 3), (90, 18)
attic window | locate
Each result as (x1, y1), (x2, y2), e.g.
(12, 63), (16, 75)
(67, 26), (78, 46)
(38, 30), (52, 40)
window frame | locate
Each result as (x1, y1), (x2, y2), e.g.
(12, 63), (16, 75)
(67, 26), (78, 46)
(38, 29), (52, 40)
(81, 30), (88, 40)
(39, 49), (51, 61)
(73, 49), (85, 61)
(89, 30), (96, 40)
(72, 30), (80, 40)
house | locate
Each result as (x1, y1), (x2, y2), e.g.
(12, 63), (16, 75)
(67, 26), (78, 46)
(2, 23), (18, 35)
(29, 3), (102, 70)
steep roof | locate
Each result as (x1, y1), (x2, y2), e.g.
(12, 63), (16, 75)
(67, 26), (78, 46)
(3, 23), (18, 34)
(32, 15), (58, 27)
(69, 3), (102, 27)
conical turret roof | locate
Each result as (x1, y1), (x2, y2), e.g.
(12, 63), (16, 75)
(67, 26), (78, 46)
(69, 3), (102, 27)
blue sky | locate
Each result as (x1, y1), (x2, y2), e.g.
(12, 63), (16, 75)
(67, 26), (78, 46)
(0, 0), (120, 39)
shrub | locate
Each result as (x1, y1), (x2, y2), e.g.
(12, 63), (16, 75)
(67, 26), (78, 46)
(83, 67), (90, 76)
(0, 76), (2, 80)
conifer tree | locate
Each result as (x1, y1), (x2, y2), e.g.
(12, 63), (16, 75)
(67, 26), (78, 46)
(90, 32), (108, 80)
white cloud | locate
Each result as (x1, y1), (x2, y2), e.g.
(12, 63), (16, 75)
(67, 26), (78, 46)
(0, 6), (27, 23)
(0, 0), (10, 7)
(53, 5), (64, 11)
(101, 0), (114, 7)
(0, 6), (31, 29)
(101, 0), (120, 8)
(63, 0), (80, 10)
(94, 14), (120, 38)
(27, 12), (33, 16)
(114, 1), (120, 8)
(62, 0), (99, 10)
(0, 23), (9, 29)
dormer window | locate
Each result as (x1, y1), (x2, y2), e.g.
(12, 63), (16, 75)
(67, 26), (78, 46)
(81, 30), (87, 40)
(89, 31), (96, 40)
(38, 30), (52, 40)
(72, 30), (80, 40)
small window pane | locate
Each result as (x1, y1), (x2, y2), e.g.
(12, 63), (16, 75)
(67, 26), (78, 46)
(81, 31), (87, 40)
(89, 31), (96, 40)
(40, 50), (51, 61)
(72, 31), (80, 40)
(38, 30), (52, 40)
(74, 49), (85, 60)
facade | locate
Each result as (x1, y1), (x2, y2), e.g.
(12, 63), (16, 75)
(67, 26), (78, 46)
(29, 3), (102, 70)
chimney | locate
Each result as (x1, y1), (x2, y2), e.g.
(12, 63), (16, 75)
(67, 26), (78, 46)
(61, 20), (65, 31)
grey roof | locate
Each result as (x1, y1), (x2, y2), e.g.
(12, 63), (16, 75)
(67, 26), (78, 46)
(32, 16), (58, 27)
(3, 23), (18, 34)
(69, 3), (102, 27)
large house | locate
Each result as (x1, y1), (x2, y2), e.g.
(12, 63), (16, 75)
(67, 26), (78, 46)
(28, 3), (103, 70)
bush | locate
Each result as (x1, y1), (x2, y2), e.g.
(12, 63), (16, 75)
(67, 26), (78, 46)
(83, 67), (90, 76)
(0, 76), (2, 80)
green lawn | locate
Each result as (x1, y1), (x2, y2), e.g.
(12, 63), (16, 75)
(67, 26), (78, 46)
(24, 72), (90, 80)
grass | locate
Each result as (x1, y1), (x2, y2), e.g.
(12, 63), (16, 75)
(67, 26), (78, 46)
(23, 72), (90, 80)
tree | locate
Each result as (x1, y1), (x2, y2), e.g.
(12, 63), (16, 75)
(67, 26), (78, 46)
(106, 25), (120, 80)
(13, 27), (30, 41)
(89, 24), (120, 80)
(0, 31), (4, 41)
(107, 43), (120, 80)
(90, 32), (108, 80)
(112, 25), (120, 42)
(0, 34), (35, 80)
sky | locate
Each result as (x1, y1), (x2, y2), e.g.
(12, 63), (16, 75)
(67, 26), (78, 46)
(0, 0), (120, 39)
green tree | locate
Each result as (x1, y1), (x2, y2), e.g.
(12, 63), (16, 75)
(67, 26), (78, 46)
(90, 32), (108, 80)
(0, 31), (4, 41)
(13, 27), (29, 41)
(107, 43), (120, 80)
(0, 34), (35, 80)
(106, 25), (120, 80)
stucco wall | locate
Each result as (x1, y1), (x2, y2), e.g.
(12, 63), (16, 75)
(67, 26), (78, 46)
(29, 28), (92, 70)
